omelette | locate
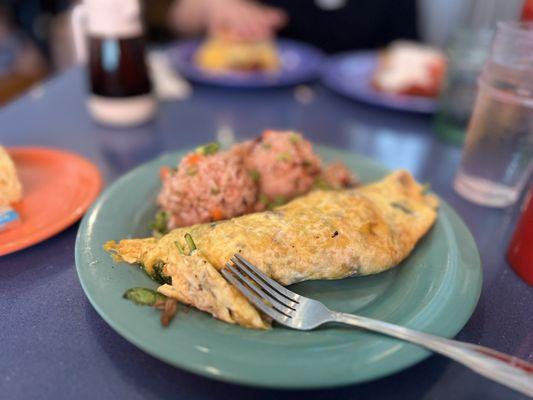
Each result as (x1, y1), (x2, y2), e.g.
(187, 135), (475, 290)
(105, 170), (438, 329)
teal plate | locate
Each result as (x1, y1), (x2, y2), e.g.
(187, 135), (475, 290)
(75, 146), (482, 389)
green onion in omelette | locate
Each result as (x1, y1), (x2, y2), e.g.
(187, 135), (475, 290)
(153, 261), (171, 284)
(185, 233), (197, 254)
(174, 241), (186, 255)
(123, 287), (166, 306)
(391, 202), (413, 214)
(123, 288), (178, 327)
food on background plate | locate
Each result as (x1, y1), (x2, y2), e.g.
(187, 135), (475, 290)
(157, 130), (356, 231)
(0, 146), (22, 205)
(195, 33), (280, 74)
(0, 146), (22, 230)
(372, 40), (447, 98)
(106, 170), (438, 329)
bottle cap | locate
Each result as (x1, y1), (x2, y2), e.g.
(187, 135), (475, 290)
(85, 0), (143, 37)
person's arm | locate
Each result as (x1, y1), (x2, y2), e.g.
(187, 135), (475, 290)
(168, 0), (207, 35)
(168, 0), (286, 40)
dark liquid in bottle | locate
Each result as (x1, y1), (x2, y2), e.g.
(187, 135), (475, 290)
(89, 36), (151, 98)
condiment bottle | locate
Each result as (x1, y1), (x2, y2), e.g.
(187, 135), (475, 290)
(507, 188), (533, 285)
(72, 0), (156, 127)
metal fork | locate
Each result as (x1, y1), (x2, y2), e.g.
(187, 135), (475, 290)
(222, 254), (533, 397)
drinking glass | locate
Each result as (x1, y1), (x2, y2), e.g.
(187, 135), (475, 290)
(434, 0), (524, 145)
(434, 28), (492, 145)
(454, 21), (533, 207)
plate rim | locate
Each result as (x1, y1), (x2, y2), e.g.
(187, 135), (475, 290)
(1, 146), (102, 256)
(168, 38), (326, 88)
(75, 146), (482, 388)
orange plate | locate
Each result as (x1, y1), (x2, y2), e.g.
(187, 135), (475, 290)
(0, 147), (102, 256)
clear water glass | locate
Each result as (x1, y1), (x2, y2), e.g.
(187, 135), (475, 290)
(454, 21), (533, 207)
(434, 29), (493, 145)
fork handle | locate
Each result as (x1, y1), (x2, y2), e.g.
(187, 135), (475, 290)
(332, 312), (533, 397)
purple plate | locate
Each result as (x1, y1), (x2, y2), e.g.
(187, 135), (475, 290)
(321, 51), (438, 113)
(167, 38), (325, 88)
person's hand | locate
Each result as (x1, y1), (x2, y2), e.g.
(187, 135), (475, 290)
(168, 0), (286, 40)
(206, 0), (287, 41)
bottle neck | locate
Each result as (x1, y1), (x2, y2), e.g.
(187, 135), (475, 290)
(85, 0), (143, 38)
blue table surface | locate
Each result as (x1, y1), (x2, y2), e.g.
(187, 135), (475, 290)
(0, 67), (531, 400)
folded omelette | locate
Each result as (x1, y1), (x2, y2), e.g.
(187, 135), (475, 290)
(105, 170), (439, 329)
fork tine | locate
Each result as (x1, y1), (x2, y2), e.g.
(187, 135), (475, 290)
(221, 267), (291, 322)
(225, 263), (295, 316)
(234, 254), (300, 302)
(231, 257), (298, 308)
